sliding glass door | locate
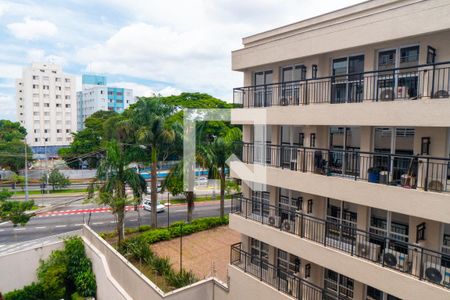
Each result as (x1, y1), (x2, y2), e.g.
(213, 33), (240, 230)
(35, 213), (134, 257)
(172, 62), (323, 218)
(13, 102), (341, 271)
(331, 55), (365, 103)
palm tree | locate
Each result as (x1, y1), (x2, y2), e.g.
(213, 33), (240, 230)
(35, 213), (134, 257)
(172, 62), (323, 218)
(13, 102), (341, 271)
(132, 99), (176, 228)
(94, 140), (147, 245)
(198, 127), (241, 218)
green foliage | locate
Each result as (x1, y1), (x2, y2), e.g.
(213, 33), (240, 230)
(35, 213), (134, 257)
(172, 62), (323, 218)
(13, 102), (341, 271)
(166, 269), (197, 288)
(43, 169), (70, 191)
(0, 120), (32, 173)
(59, 110), (118, 168)
(0, 189), (34, 226)
(3, 282), (45, 300)
(4, 237), (96, 300)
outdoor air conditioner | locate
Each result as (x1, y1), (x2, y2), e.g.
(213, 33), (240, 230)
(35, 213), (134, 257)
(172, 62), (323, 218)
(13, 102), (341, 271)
(356, 241), (381, 262)
(379, 88), (395, 101)
(282, 219), (294, 232)
(280, 96), (291, 106)
(434, 90), (449, 98)
(424, 261), (450, 286)
(267, 214), (280, 227)
(383, 249), (409, 271)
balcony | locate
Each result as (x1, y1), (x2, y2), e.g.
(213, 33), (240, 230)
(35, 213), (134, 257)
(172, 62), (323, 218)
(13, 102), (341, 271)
(231, 194), (450, 290)
(234, 62), (450, 108)
(230, 242), (349, 300)
(238, 142), (450, 193)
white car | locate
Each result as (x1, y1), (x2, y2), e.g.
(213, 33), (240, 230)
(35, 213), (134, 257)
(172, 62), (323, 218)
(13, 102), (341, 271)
(142, 198), (165, 213)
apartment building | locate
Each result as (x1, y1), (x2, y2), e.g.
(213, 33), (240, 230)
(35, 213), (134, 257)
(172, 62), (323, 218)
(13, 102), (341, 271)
(16, 63), (77, 155)
(77, 74), (134, 130)
(228, 1), (450, 299)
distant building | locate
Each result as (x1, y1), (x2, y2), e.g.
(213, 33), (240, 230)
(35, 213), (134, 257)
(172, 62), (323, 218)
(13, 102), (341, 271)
(77, 74), (135, 130)
(16, 63), (77, 155)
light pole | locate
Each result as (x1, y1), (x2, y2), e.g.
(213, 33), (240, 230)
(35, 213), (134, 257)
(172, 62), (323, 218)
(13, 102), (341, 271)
(167, 192), (170, 228)
(179, 222), (183, 272)
(24, 141), (29, 202)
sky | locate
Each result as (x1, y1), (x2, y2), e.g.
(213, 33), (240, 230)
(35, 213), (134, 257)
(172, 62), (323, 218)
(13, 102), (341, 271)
(0, 0), (364, 121)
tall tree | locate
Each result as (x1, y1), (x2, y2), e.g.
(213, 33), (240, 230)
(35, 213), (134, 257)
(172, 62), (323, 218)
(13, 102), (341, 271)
(132, 99), (176, 228)
(198, 128), (242, 218)
(93, 141), (147, 244)
(0, 120), (32, 173)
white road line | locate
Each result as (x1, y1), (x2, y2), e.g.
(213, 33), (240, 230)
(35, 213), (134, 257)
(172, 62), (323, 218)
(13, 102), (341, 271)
(74, 224), (84, 226)
(55, 225), (67, 228)
(0, 229), (4, 232)
(109, 221), (115, 224)
(14, 228), (26, 231)
(35, 226), (46, 229)
(92, 222), (104, 225)
(130, 219), (137, 222)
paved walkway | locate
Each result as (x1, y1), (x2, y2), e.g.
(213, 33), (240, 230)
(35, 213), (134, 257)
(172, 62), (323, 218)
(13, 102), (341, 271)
(150, 226), (240, 282)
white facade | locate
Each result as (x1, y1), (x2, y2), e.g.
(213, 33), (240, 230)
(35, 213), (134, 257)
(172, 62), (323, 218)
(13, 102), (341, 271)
(16, 63), (77, 149)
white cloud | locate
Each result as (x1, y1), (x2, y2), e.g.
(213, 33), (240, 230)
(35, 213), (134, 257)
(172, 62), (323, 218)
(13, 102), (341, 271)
(0, 63), (23, 79)
(7, 17), (58, 40)
(109, 81), (181, 97)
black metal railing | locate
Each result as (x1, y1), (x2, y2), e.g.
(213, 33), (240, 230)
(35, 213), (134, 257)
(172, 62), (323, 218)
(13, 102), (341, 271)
(230, 242), (349, 300)
(234, 61), (450, 108)
(239, 142), (450, 193)
(231, 194), (450, 289)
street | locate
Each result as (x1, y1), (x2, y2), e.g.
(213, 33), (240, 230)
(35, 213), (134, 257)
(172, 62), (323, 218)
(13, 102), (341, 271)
(0, 199), (231, 249)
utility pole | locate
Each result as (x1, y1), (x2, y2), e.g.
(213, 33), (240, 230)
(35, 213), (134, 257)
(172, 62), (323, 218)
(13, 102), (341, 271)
(24, 142), (29, 202)
(167, 192), (170, 228)
(179, 222), (184, 272)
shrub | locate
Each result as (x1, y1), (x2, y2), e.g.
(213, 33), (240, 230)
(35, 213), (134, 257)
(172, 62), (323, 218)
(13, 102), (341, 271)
(166, 270), (197, 289)
(4, 283), (45, 300)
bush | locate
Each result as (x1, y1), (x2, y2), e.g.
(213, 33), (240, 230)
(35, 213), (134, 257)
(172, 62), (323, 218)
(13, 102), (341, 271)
(4, 283), (45, 300)
(166, 270), (197, 289)
(5, 237), (96, 300)
(151, 256), (172, 276)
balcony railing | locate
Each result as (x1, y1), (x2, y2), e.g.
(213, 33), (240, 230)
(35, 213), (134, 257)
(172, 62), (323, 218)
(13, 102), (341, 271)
(238, 142), (450, 193)
(233, 61), (450, 108)
(231, 194), (450, 289)
(230, 242), (349, 300)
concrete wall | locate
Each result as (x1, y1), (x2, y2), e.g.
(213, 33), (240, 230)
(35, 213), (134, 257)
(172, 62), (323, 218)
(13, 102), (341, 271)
(21, 169), (96, 180)
(230, 214), (450, 300)
(0, 241), (64, 293)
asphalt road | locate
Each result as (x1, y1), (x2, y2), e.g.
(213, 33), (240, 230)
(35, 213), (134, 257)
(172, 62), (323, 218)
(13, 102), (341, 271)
(0, 200), (231, 246)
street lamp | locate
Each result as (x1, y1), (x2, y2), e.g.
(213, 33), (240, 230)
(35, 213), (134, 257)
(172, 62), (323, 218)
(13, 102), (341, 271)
(24, 141), (29, 202)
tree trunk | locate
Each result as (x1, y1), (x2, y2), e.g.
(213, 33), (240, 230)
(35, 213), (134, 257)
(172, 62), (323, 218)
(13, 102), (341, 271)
(220, 167), (225, 219)
(186, 191), (194, 222)
(150, 147), (158, 228)
(117, 207), (125, 246)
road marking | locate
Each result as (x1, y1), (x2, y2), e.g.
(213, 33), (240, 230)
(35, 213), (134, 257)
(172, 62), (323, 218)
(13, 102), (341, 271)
(35, 226), (46, 229)
(14, 228), (26, 231)
(130, 219), (137, 222)
(55, 225), (67, 228)
(74, 224), (84, 226)
(0, 229), (4, 232)
(0, 222), (9, 226)
(92, 222), (104, 225)
(109, 221), (115, 224)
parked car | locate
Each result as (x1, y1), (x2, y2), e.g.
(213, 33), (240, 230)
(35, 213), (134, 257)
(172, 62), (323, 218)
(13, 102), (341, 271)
(142, 198), (165, 213)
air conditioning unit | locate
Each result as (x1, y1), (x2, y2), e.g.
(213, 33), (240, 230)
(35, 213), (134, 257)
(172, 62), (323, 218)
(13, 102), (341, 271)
(356, 241), (381, 262)
(282, 219), (294, 232)
(280, 97), (290, 106)
(433, 90), (449, 98)
(267, 214), (280, 227)
(383, 249), (409, 271)
(378, 88), (394, 101)
(424, 261), (450, 286)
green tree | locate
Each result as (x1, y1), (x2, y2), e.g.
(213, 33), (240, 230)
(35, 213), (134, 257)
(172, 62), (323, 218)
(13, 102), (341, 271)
(43, 169), (70, 191)
(198, 128), (242, 218)
(59, 110), (118, 168)
(0, 189), (34, 226)
(93, 140), (147, 244)
(132, 99), (176, 228)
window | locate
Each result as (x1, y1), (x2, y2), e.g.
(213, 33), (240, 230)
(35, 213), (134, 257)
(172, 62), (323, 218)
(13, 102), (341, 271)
(57, 137), (63, 142)
(44, 129), (49, 133)
(34, 129), (39, 134)
(44, 103), (50, 107)
(310, 133), (316, 147)
(324, 269), (354, 299)
(427, 46), (436, 64)
(43, 85), (49, 90)
(32, 84), (39, 89)
(312, 65), (318, 79)
(66, 129), (71, 133)
(56, 104), (61, 108)
(277, 249), (300, 282)
(56, 129), (62, 133)
(250, 238), (269, 268)
(279, 188), (302, 222)
(65, 78), (71, 83)
(331, 55), (365, 103)
(33, 102), (39, 107)
(33, 112), (39, 116)
(35, 138), (39, 142)
(32, 75), (39, 80)
(326, 199), (357, 242)
(117, 92), (123, 96)
(55, 77), (61, 82)
(65, 95), (70, 100)
(43, 76), (49, 81)
(366, 286), (401, 300)
(65, 104), (70, 108)
(57, 86), (62, 91)
(56, 95), (61, 99)
(251, 191), (270, 217)
(44, 112), (50, 116)
(253, 70), (273, 107)
(44, 138), (48, 142)
(369, 208), (409, 254)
